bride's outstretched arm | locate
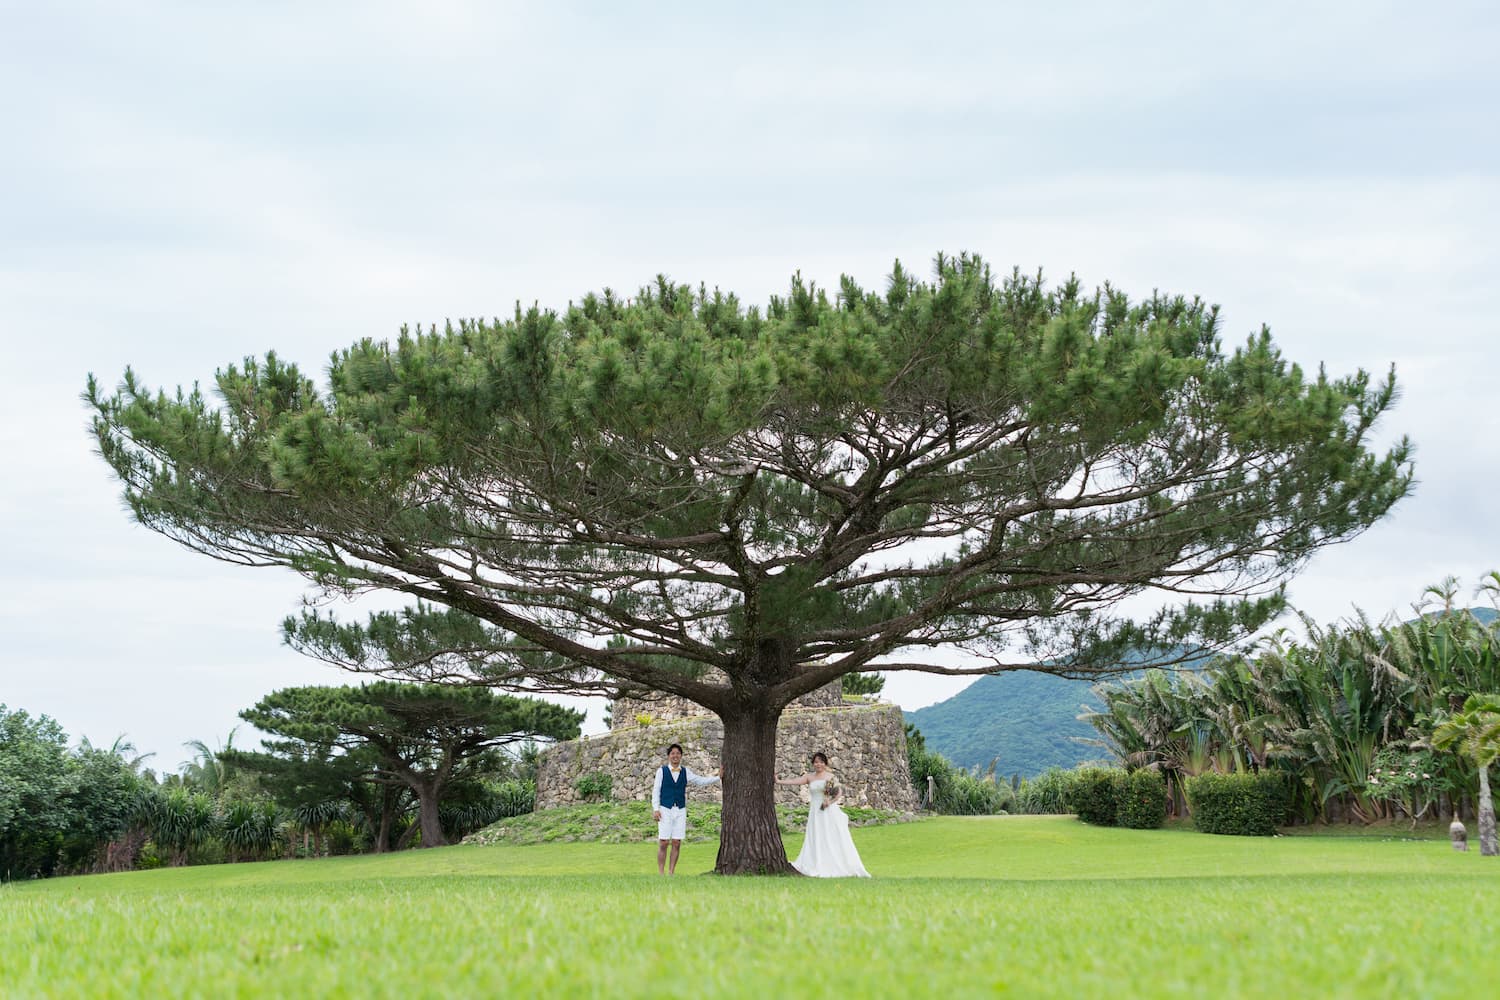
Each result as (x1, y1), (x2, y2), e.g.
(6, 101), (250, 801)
(774, 773), (809, 786)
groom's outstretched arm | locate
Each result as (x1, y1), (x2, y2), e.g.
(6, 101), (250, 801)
(684, 767), (721, 787)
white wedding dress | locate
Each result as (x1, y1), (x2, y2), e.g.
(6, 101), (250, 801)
(792, 778), (871, 878)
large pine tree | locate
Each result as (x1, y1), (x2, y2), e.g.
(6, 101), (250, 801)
(89, 255), (1411, 872)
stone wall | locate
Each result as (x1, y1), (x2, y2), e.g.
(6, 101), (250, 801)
(537, 701), (917, 812)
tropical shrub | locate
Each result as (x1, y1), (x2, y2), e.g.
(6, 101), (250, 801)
(218, 799), (281, 861)
(1068, 767), (1125, 826)
(142, 787), (218, 864)
(1117, 769), (1168, 829)
(1364, 745), (1446, 823)
(1185, 772), (1291, 836)
(492, 779), (536, 818)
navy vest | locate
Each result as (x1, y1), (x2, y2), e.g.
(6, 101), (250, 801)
(660, 765), (688, 809)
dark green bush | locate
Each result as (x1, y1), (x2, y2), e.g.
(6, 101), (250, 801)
(574, 772), (613, 802)
(1117, 769), (1168, 829)
(1186, 772), (1291, 836)
(1016, 768), (1078, 814)
(441, 780), (537, 838)
(1067, 767), (1125, 826)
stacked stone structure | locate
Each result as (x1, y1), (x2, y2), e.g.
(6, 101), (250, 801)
(536, 676), (917, 811)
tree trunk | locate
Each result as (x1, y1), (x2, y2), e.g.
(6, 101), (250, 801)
(370, 784), (400, 853)
(415, 780), (447, 848)
(715, 705), (796, 875)
(1478, 764), (1497, 857)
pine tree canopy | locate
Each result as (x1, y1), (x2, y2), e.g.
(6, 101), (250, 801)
(88, 255), (1413, 713)
(238, 683), (583, 758)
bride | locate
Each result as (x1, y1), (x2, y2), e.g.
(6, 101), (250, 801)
(775, 752), (871, 878)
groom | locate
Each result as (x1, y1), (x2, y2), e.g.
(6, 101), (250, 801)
(651, 743), (720, 875)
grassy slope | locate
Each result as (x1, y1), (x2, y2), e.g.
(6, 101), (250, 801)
(5, 817), (1497, 998)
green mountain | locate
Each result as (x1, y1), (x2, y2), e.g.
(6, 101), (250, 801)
(904, 671), (1108, 779)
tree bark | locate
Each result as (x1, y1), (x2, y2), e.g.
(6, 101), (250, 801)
(1478, 764), (1497, 857)
(414, 780), (447, 848)
(715, 705), (796, 875)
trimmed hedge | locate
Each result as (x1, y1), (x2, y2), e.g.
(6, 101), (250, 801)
(1185, 772), (1292, 836)
(1117, 769), (1168, 829)
(1067, 767), (1125, 826)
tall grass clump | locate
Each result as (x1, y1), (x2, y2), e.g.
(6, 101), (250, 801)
(1016, 768), (1078, 814)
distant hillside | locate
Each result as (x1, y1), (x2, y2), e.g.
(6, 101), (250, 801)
(904, 671), (1107, 779)
(905, 607), (1498, 779)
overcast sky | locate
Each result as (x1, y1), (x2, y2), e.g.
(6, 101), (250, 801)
(2, 2), (1496, 771)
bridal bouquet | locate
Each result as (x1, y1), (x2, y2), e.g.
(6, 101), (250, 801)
(820, 778), (840, 810)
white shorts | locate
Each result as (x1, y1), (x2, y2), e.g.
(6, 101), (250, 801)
(657, 807), (687, 841)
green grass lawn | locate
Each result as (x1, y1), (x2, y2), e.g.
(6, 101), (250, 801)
(4, 816), (1496, 999)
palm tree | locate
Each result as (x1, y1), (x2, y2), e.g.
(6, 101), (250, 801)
(180, 729), (245, 798)
(1432, 694), (1500, 856)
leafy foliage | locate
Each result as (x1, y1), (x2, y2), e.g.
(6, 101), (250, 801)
(139, 787), (218, 864)
(1364, 745), (1446, 822)
(0, 708), (150, 879)
(1117, 769), (1169, 829)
